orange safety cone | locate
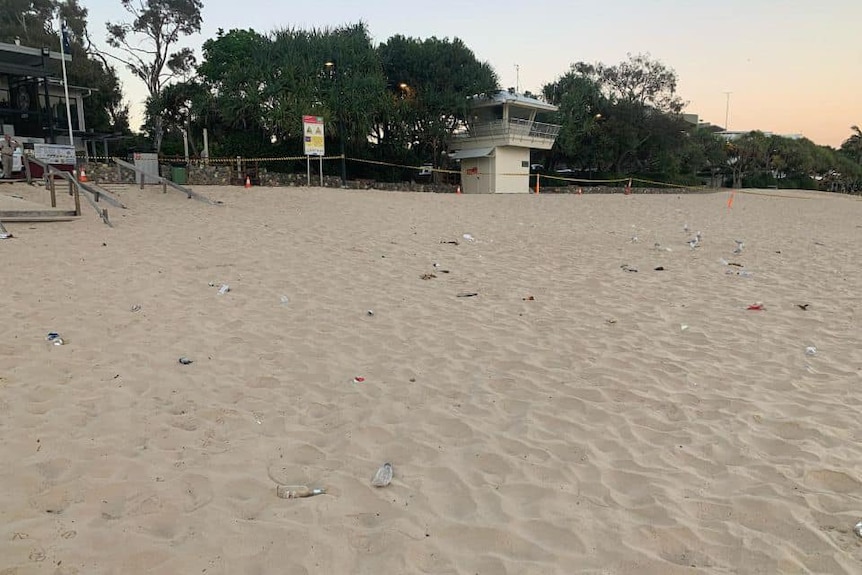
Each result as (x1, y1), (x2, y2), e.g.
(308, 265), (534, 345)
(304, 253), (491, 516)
(455, 184), (462, 195)
(78, 167), (88, 183)
(727, 190), (735, 209)
(244, 175), (252, 189)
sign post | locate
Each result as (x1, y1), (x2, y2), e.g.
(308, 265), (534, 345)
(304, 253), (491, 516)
(303, 115), (325, 187)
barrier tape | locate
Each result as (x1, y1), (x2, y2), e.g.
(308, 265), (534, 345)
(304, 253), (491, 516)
(347, 156), (461, 175)
(78, 153), (706, 189)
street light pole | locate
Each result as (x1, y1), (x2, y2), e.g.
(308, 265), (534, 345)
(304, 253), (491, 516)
(325, 59), (347, 187)
(723, 91), (732, 131)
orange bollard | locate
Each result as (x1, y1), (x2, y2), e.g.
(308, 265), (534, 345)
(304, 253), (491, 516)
(455, 184), (462, 195)
(727, 191), (735, 209)
(245, 175), (252, 189)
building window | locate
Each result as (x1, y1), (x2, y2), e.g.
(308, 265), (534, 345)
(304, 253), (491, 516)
(47, 96), (80, 131)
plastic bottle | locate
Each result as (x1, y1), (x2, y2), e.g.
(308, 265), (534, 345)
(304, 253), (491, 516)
(276, 485), (326, 499)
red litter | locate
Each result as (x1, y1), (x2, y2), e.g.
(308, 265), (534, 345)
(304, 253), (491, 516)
(747, 303), (765, 311)
(353, 376), (366, 383)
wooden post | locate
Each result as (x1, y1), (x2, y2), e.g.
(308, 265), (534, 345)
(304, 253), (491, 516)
(48, 172), (56, 207)
(94, 190), (100, 202)
(23, 156), (32, 184)
(139, 172), (144, 190)
(68, 178), (73, 196)
(162, 180), (167, 194)
(73, 182), (81, 216)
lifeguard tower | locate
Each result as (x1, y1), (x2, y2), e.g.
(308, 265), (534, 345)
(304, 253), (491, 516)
(450, 89), (560, 193)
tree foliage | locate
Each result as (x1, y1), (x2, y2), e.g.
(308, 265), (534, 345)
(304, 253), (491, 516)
(377, 35), (498, 171)
(544, 54), (689, 176)
(105, 0), (203, 151)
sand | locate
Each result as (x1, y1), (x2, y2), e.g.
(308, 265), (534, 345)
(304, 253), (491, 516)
(1, 183), (861, 574)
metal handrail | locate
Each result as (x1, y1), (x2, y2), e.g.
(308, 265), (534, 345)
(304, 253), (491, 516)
(456, 118), (561, 140)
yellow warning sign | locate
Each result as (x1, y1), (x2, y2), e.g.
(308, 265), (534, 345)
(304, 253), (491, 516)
(302, 115), (325, 156)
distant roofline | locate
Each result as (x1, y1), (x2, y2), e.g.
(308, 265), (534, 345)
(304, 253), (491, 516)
(0, 41), (71, 62)
(468, 89), (558, 112)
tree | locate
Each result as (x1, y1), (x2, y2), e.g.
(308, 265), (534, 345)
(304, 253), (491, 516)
(104, 0), (203, 152)
(542, 72), (607, 174)
(680, 126), (727, 187)
(724, 131), (771, 188)
(377, 35), (498, 173)
(545, 54), (689, 177)
(840, 125), (862, 165)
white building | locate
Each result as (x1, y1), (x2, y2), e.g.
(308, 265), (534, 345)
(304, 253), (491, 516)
(450, 89), (560, 193)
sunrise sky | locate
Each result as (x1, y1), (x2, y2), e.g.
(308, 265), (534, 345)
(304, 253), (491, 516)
(84, 0), (861, 147)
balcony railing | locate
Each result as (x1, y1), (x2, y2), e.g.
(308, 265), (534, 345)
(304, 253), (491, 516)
(455, 118), (561, 141)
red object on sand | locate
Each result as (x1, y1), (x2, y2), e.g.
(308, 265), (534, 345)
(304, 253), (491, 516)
(353, 377), (365, 383)
(747, 304), (765, 311)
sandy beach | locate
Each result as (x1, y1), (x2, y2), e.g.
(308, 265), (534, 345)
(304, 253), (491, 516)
(1, 183), (861, 574)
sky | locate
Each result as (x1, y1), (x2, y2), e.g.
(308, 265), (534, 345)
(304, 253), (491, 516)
(83, 0), (861, 147)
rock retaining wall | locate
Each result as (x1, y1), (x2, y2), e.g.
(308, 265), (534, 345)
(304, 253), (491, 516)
(80, 162), (704, 194)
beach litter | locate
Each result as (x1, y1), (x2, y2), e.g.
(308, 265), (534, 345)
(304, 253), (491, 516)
(366, 309), (375, 316)
(687, 232), (702, 249)
(352, 376), (365, 384)
(0, 232), (13, 239)
(462, 233), (475, 242)
(371, 462), (393, 487)
(440, 240), (459, 245)
(178, 357), (194, 365)
(733, 240), (745, 255)
(621, 264), (638, 272)
(130, 304), (142, 312)
(46, 332), (64, 346)
(217, 284), (230, 295)
(804, 346), (817, 356)
(853, 520), (862, 538)
(654, 266), (665, 271)
(420, 273), (437, 280)
(522, 295), (535, 301)
(797, 304), (809, 311)
(747, 303), (765, 311)
(276, 485), (326, 499)
(457, 292), (479, 298)
(279, 295), (290, 306)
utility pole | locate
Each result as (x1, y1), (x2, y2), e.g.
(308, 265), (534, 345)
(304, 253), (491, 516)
(723, 91), (732, 131)
(515, 64), (520, 92)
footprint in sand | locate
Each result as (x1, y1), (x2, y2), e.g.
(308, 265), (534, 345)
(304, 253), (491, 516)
(177, 473), (214, 512)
